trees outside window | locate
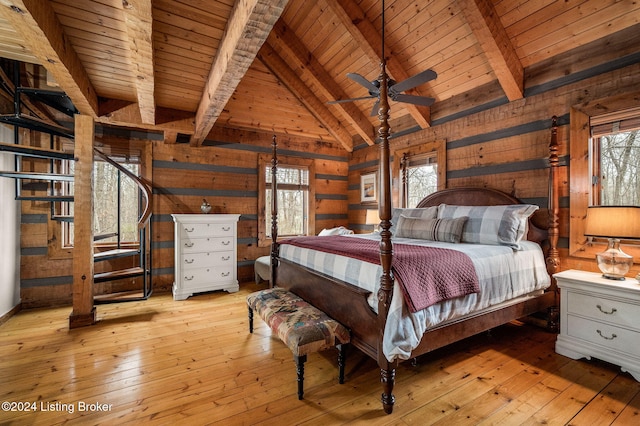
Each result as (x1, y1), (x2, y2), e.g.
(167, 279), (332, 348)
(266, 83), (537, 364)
(258, 154), (315, 247)
(63, 159), (140, 247)
(265, 165), (309, 237)
(593, 130), (639, 206)
(401, 153), (438, 208)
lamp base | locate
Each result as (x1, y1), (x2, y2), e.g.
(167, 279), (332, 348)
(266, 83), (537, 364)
(596, 238), (633, 280)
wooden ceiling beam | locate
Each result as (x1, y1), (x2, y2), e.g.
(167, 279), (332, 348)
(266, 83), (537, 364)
(258, 42), (353, 152)
(191, 0), (289, 146)
(122, 0), (156, 125)
(324, 0), (432, 129)
(0, 0), (99, 116)
(458, 0), (524, 101)
(269, 19), (375, 145)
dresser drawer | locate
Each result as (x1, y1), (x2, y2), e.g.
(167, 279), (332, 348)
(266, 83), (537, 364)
(179, 221), (235, 238)
(567, 290), (640, 331)
(181, 251), (235, 269)
(566, 314), (640, 356)
(180, 236), (235, 253)
(180, 265), (235, 285)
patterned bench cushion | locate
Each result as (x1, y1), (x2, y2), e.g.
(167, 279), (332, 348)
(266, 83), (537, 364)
(247, 288), (350, 356)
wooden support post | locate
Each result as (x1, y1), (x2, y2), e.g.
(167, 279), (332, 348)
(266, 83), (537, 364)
(69, 115), (96, 328)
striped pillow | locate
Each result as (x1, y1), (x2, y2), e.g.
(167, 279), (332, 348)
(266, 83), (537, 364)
(396, 215), (468, 243)
(438, 204), (538, 249)
(390, 206), (438, 234)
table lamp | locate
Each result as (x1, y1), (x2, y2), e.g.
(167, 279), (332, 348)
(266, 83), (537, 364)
(584, 206), (640, 280)
(365, 209), (380, 233)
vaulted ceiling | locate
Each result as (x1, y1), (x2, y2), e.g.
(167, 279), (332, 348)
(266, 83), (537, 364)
(0, 0), (638, 151)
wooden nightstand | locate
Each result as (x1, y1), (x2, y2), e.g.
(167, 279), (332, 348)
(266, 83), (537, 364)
(555, 269), (640, 381)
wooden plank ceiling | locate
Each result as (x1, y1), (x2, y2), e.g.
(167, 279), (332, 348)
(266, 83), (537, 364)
(0, 0), (638, 151)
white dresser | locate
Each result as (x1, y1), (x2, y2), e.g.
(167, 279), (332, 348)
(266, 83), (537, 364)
(172, 214), (240, 300)
(555, 269), (640, 381)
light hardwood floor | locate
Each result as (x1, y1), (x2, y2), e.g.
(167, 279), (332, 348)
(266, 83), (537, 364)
(1, 282), (639, 425)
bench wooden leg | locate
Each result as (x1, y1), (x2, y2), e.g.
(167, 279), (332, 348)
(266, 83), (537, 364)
(337, 344), (347, 384)
(294, 354), (307, 400)
(248, 306), (254, 333)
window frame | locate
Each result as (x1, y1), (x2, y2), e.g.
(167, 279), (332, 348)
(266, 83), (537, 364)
(47, 138), (150, 259)
(257, 154), (315, 247)
(570, 103), (640, 262)
(62, 158), (142, 249)
(392, 139), (446, 208)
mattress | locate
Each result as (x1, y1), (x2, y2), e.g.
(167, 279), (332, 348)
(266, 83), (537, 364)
(279, 233), (550, 361)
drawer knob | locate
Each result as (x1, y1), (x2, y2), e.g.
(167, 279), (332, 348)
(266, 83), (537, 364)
(596, 304), (617, 315)
(184, 259), (194, 264)
(596, 330), (617, 341)
(184, 242), (194, 248)
(221, 271), (230, 277)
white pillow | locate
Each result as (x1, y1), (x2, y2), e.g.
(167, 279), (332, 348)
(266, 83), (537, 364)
(318, 226), (353, 236)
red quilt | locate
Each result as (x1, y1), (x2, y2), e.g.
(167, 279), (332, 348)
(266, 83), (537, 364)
(282, 236), (480, 312)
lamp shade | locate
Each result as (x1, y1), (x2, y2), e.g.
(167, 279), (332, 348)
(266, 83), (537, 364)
(365, 209), (380, 225)
(584, 206), (640, 239)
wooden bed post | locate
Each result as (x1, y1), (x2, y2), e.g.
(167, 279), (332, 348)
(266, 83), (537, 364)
(377, 57), (396, 414)
(269, 135), (279, 288)
(546, 116), (560, 330)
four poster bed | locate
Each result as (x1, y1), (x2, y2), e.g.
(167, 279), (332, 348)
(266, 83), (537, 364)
(266, 67), (560, 413)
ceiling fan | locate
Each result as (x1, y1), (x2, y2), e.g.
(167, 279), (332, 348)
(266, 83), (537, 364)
(328, 1), (437, 116)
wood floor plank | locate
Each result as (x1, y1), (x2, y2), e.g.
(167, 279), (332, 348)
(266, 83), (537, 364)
(1, 284), (639, 424)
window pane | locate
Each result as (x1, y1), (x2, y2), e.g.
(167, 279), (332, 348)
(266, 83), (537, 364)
(407, 163), (438, 207)
(265, 165), (309, 237)
(64, 160), (140, 245)
(598, 130), (640, 205)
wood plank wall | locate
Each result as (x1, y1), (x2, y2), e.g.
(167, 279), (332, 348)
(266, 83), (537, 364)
(17, 29), (640, 307)
(19, 129), (348, 307)
(150, 131), (349, 293)
(348, 61), (640, 279)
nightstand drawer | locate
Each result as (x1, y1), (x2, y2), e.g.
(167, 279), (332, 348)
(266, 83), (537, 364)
(567, 314), (640, 356)
(567, 291), (640, 331)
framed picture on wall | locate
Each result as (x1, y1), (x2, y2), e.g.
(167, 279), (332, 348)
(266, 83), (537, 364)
(360, 172), (377, 204)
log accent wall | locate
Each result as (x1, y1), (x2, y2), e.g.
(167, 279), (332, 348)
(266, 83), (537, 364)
(19, 128), (348, 307)
(16, 34), (640, 307)
(348, 61), (640, 278)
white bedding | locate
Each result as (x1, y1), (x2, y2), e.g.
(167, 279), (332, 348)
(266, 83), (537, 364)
(279, 233), (550, 362)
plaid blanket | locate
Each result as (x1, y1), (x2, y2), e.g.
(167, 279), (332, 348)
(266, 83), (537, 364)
(282, 236), (479, 312)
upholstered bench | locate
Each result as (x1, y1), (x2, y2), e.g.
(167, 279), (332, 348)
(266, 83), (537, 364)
(247, 287), (350, 400)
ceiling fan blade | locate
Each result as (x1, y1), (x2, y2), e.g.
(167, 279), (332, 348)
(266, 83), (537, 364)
(390, 69), (437, 93)
(392, 93), (435, 107)
(327, 95), (376, 105)
(369, 100), (380, 117)
(347, 73), (379, 92)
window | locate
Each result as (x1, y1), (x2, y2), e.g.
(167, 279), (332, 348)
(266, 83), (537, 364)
(570, 104), (640, 261)
(266, 165), (309, 237)
(62, 156), (141, 247)
(258, 154), (315, 247)
(393, 139), (446, 208)
(590, 111), (640, 206)
(401, 153), (438, 208)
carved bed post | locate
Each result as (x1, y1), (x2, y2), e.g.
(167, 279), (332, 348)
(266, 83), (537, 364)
(377, 56), (396, 414)
(546, 116), (560, 330)
(270, 135), (279, 288)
